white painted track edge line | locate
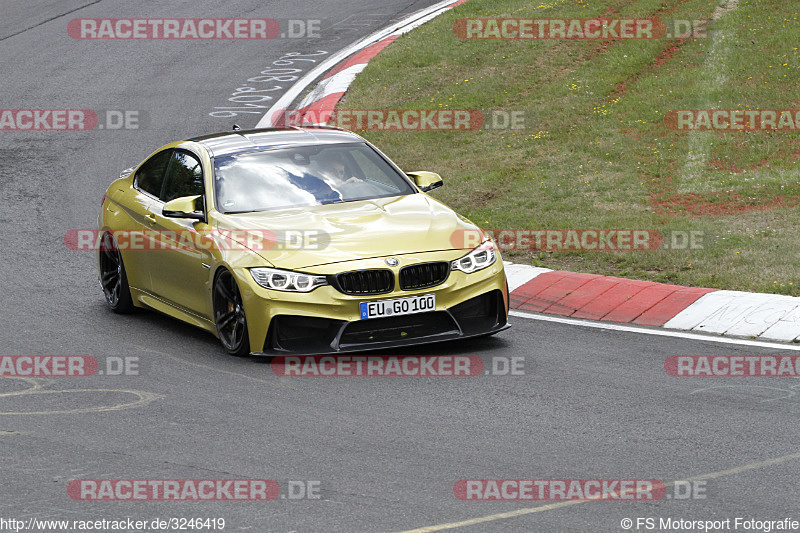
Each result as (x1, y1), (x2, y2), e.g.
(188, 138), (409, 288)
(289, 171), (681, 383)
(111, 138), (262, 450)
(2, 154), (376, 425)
(510, 310), (800, 351)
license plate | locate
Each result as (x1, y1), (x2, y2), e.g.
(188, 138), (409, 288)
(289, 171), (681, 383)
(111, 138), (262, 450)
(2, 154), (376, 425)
(359, 294), (436, 320)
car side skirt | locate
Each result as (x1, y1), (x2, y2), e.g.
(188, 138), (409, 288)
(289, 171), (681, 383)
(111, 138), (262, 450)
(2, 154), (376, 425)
(130, 287), (217, 335)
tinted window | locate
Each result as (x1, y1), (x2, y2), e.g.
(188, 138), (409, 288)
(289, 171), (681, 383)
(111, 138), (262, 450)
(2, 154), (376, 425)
(213, 143), (415, 213)
(134, 150), (171, 198)
(161, 151), (204, 202)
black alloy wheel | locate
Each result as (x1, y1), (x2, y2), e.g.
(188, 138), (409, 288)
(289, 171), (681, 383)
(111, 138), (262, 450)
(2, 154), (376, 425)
(213, 269), (251, 356)
(100, 232), (134, 313)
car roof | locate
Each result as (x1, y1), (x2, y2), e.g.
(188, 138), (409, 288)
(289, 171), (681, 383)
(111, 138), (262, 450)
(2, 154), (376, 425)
(188, 127), (364, 157)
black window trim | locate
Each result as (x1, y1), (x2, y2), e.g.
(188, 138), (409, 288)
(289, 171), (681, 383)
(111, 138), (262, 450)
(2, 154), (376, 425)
(134, 148), (208, 206)
(133, 148), (172, 203)
(159, 148), (206, 204)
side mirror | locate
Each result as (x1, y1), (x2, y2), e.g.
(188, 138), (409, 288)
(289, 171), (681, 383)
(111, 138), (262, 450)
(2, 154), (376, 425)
(163, 195), (205, 221)
(407, 171), (443, 192)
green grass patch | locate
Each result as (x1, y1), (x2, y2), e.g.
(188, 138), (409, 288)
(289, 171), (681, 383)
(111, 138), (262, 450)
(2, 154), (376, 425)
(340, 0), (800, 295)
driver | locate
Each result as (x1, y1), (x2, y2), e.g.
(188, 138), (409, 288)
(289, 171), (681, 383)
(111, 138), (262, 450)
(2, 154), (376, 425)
(320, 153), (383, 199)
(329, 156), (363, 186)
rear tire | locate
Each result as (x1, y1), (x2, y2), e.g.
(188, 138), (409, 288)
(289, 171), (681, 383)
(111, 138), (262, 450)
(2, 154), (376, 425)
(99, 232), (134, 314)
(213, 269), (251, 357)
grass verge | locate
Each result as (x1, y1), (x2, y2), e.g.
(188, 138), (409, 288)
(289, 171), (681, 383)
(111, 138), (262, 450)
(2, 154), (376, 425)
(339, 0), (800, 295)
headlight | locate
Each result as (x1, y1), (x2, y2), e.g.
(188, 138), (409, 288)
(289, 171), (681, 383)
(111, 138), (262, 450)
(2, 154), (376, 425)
(250, 267), (328, 292)
(451, 240), (497, 274)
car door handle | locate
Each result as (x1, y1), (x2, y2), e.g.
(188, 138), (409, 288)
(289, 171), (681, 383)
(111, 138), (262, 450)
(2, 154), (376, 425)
(145, 214), (157, 225)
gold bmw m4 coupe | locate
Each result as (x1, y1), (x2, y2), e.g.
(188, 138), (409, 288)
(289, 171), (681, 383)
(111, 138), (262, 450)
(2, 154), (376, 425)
(98, 127), (509, 355)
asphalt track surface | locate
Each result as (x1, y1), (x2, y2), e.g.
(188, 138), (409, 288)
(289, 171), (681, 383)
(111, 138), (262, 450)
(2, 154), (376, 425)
(1, 1), (799, 532)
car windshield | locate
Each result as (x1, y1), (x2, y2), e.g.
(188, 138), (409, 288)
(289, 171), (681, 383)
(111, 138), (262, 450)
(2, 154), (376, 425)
(213, 142), (416, 213)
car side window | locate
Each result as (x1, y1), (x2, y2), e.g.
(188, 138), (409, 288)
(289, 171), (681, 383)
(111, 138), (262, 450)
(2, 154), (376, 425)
(160, 151), (204, 203)
(134, 150), (172, 198)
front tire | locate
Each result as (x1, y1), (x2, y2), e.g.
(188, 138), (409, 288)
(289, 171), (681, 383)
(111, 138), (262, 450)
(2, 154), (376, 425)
(213, 269), (251, 357)
(99, 232), (134, 313)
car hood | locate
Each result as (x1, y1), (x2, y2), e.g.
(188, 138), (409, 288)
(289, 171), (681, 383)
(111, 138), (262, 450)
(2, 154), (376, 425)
(216, 193), (483, 269)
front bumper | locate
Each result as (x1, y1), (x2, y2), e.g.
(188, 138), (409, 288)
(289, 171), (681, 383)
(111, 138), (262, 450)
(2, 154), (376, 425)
(233, 252), (509, 355)
(260, 289), (509, 355)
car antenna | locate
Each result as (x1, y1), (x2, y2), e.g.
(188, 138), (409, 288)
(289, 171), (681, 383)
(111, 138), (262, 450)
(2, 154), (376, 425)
(232, 124), (241, 131)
